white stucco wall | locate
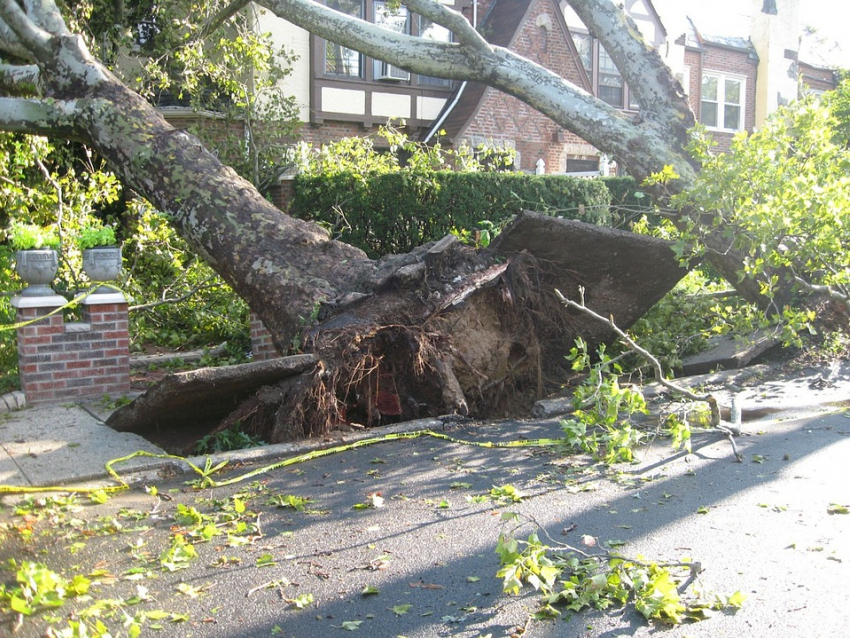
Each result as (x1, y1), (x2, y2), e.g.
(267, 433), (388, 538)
(418, 96), (448, 121)
(254, 5), (312, 122)
(322, 87), (366, 114)
(750, 0), (801, 127)
(372, 92), (412, 119)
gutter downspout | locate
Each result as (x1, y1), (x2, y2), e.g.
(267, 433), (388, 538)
(423, 0), (478, 143)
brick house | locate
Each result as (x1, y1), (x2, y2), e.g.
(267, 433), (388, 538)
(165, 0), (838, 177)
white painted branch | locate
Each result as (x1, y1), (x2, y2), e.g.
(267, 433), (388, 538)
(566, 0), (693, 129)
(0, 62), (39, 90)
(0, 17), (34, 60)
(403, 0), (489, 51)
(259, 0), (470, 77)
(22, 0), (69, 37)
(0, 96), (81, 138)
(258, 0), (697, 182)
(0, 0), (54, 63)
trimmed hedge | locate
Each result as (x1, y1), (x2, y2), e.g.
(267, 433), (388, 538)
(291, 171), (612, 258)
(601, 176), (657, 228)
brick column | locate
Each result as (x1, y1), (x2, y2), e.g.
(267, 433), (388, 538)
(249, 311), (281, 361)
(12, 292), (131, 404)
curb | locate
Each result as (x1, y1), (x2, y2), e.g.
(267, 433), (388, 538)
(0, 391), (26, 413)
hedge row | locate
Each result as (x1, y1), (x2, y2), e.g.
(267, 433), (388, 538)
(291, 171), (614, 258)
(602, 176), (657, 227)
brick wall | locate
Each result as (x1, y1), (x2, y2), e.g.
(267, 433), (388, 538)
(799, 62), (837, 94)
(249, 311), (281, 362)
(13, 295), (131, 404)
(458, 0), (590, 173)
(687, 44), (759, 152)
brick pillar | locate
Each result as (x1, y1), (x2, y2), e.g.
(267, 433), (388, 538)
(269, 174), (295, 212)
(12, 292), (131, 404)
(249, 311), (281, 361)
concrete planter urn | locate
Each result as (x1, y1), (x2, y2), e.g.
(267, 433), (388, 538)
(14, 249), (60, 296)
(82, 246), (123, 293)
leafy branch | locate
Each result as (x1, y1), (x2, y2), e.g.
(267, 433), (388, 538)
(496, 515), (745, 624)
(556, 287), (742, 461)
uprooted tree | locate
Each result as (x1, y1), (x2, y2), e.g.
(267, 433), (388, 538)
(0, 0), (820, 441)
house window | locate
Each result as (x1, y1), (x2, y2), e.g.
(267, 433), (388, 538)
(320, 0), (459, 87)
(701, 73), (744, 131)
(572, 33), (636, 111)
(598, 47), (623, 108)
(566, 158), (599, 173)
(325, 0), (364, 77)
(372, 1), (410, 79)
(417, 15), (452, 86)
(574, 33), (593, 77)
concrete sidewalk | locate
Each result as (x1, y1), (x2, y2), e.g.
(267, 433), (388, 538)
(0, 402), (169, 488)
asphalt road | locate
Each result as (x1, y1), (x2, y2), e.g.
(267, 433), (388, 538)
(1, 408), (849, 638)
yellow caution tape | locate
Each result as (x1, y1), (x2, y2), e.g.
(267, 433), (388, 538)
(0, 429), (564, 495)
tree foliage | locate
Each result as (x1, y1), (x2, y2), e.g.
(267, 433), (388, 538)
(667, 97), (850, 343)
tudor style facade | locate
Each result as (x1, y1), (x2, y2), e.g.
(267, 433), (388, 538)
(245, 0), (837, 177)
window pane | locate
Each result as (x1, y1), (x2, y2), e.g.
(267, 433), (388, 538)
(701, 101), (718, 127)
(372, 1), (409, 79)
(419, 16), (450, 42)
(574, 34), (593, 76)
(701, 75), (718, 100)
(599, 47), (618, 74)
(374, 1), (408, 33)
(725, 79), (741, 104)
(325, 42), (361, 76)
(418, 16), (451, 86)
(600, 73), (622, 88)
(325, 0), (363, 77)
(724, 104), (740, 130)
(599, 84), (624, 107)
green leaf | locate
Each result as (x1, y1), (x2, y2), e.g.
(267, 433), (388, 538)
(391, 604), (412, 615)
(340, 620), (362, 630)
(89, 490), (110, 504)
(727, 591), (747, 608)
(10, 595), (33, 615)
(361, 585), (380, 596)
(290, 593), (314, 609)
(827, 503), (849, 514)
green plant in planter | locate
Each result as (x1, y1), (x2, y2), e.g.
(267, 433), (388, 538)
(77, 224), (117, 250)
(8, 223), (60, 250)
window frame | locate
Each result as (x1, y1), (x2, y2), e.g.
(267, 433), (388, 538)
(319, 0), (455, 87)
(323, 0), (366, 79)
(700, 72), (746, 132)
(571, 32), (637, 112)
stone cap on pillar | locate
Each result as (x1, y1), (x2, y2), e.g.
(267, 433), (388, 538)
(10, 294), (68, 309)
(78, 291), (130, 305)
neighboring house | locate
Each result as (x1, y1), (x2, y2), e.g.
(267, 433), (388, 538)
(680, 22), (760, 152)
(167, 0), (840, 182)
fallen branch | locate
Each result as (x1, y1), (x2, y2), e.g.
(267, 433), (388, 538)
(555, 287), (742, 461)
